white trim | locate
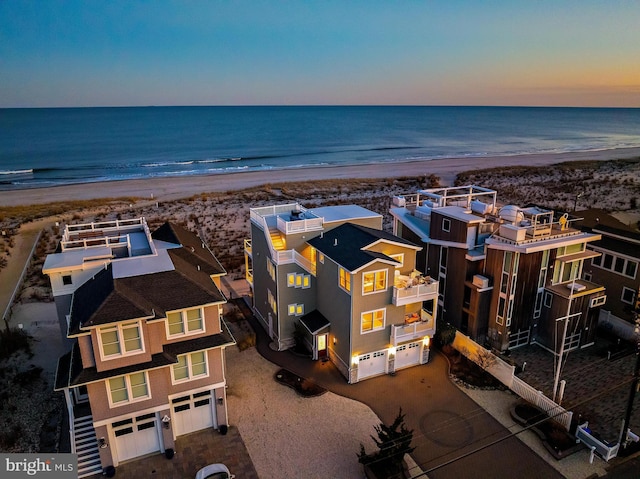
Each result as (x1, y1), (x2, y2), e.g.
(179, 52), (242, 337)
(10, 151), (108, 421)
(621, 286), (636, 305)
(362, 269), (388, 295)
(97, 320), (146, 361)
(170, 350), (209, 385)
(165, 306), (206, 339)
(361, 308), (386, 334)
(107, 371), (151, 408)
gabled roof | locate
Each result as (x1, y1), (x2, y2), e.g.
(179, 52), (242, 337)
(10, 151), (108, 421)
(300, 310), (331, 335)
(308, 223), (418, 272)
(152, 222), (226, 276)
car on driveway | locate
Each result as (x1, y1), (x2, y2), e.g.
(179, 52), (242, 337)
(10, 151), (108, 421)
(195, 463), (235, 479)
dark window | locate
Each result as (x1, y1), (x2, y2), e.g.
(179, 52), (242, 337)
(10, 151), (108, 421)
(442, 218), (451, 233)
(136, 413), (155, 421)
(622, 288), (636, 305)
(614, 257), (625, 273)
(114, 427), (133, 437)
(112, 418), (133, 428)
(174, 404), (190, 413)
(603, 254), (613, 269)
(171, 395), (190, 404)
(194, 399), (210, 408)
(193, 390), (211, 398)
(626, 261), (638, 278)
(138, 421), (156, 431)
(62, 275), (72, 285)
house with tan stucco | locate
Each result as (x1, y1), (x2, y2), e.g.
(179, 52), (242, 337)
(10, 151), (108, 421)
(44, 218), (233, 477)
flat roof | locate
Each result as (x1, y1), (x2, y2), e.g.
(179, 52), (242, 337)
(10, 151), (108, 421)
(309, 205), (381, 223)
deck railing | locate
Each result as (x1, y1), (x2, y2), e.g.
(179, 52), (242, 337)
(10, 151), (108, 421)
(390, 312), (435, 345)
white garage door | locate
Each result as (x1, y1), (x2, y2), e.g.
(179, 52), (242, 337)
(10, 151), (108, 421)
(395, 342), (422, 370)
(172, 390), (215, 437)
(113, 413), (160, 462)
(357, 350), (387, 381)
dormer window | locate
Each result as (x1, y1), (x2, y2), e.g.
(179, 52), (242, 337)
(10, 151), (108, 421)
(166, 307), (204, 338)
(442, 218), (451, 233)
(99, 321), (144, 359)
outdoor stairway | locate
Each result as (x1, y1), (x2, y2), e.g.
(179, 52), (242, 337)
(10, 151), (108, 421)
(74, 416), (102, 478)
(269, 228), (286, 250)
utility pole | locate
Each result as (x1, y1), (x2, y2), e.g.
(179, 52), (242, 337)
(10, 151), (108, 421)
(621, 313), (640, 449)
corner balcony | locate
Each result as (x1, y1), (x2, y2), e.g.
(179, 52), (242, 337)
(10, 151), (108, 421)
(392, 274), (438, 306)
(390, 309), (436, 346)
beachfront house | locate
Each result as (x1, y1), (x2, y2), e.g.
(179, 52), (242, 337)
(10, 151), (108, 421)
(577, 210), (640, 339)
(244, 203), (438, 383)
(43, 219), (234, 477)
(389, 185), (607, 354)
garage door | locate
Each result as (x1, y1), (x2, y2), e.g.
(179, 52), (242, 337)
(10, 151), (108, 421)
(172, 390), (215, 436)
(395, 342), (422, 370)
(113, 413), (160, 462)
(357, 350), (387, 381)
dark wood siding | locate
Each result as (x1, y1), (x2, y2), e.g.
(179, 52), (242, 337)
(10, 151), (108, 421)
(430, 211), (469, 243)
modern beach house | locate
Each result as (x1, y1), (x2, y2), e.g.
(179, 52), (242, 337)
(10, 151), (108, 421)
(577, 210), (640, 339)
(43, 218), (233, 477)
(390, 185), (607, 354)
(244, 203), (438, 383)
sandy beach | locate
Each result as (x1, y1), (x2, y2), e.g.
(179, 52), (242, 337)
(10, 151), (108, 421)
(3, 147), (640, 207)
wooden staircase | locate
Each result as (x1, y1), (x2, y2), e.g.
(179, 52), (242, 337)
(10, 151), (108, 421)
(74, 416), (103, 478)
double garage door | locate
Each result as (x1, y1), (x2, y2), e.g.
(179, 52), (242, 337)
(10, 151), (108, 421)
(113, 413), (161, 463)
(172, 390), (215, 436)
(395, 341), (422, 370)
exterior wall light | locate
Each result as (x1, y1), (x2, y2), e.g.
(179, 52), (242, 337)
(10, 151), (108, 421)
(424, 336), (431, 347)
(162, 415), (171, 429)
(99, 437), (108, 448)
(217, 397), (224, 405)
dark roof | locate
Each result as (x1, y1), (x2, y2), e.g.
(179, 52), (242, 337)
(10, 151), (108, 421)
(68, 225), (227, 333)
(299, 310), (331, 335)
(574, 209), (636, 232)
(590, 233), (640, 259)
(55, 331), (235, 390)
(152, 222), (226, 276)
(308, 223), (417, 272)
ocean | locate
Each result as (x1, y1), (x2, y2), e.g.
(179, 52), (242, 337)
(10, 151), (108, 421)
(1, 106), (640, 190)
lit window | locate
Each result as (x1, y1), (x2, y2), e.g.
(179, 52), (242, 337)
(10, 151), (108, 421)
(390, 253), (404, 268)
(302, 275), (311, 288)
(295, 274), (303, 288)
(361, 309), (385, 333)
(167, 308), (204, 337)
(267, 260), (276, 281)
(99, 321), (144, 359)
(108, 372), (149, 406)
(287, 273), (296, 287)
(363, 270), (387, 294)
(339, 267), (351, 292)
(296, 304), (304, 316)
(288, 304), (296, 316)
(172, 351), (208, 383)
(319, 253), (325, 264)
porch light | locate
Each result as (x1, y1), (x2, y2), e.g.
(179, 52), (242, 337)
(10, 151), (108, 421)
(99, 437), (108, 449)
(217, 397), (224, 405)
(389, 346), (396, 356)
(352, 355), (359, 366)
(423, 336), (431, 347)
(162, 415), (171, 429)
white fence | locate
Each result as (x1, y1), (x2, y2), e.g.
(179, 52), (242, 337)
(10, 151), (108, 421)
(453, 332), (573, 430)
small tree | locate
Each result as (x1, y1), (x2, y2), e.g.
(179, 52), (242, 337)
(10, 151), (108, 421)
(358, 408), (415, 479)
(474, 347), (497, 372)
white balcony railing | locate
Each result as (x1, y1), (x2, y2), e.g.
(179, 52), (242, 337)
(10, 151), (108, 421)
(390, 310), (436, 346)
(392, 275), (438, 306)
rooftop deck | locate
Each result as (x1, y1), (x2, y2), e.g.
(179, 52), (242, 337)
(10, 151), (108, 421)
(60, 218), (153, 257)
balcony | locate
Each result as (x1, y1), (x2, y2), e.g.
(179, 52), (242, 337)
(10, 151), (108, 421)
(244, 239), (252, 257)
(392, 274), (438, 306)
(390, 309), (436, 346)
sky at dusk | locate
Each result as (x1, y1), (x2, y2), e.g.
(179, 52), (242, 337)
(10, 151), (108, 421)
(1, 1), (639, 108)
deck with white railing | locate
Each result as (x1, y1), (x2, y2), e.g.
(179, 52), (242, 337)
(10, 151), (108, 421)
(391, 310), (435, 345)
(392, 274), (438, 306)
